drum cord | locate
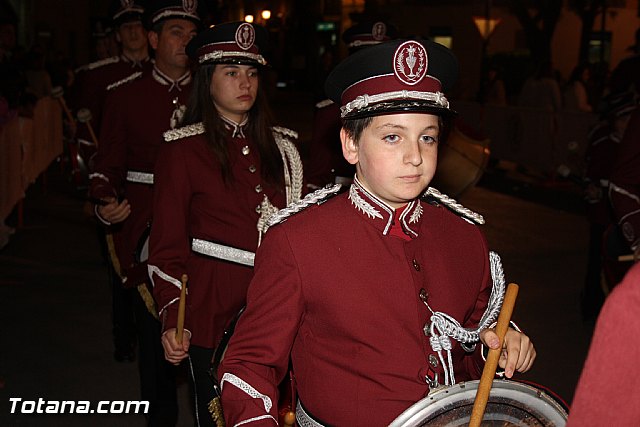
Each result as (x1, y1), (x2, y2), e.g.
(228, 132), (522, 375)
(256, 130), (305, 247)
(422, 251), (506, 386)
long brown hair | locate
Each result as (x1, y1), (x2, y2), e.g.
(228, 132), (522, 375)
(182, 64), (284, 187)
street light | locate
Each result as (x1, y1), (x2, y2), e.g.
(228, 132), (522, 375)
(473, 0), (501, 104)
(261, 10), (271, 21)
(244, 14), (254, 23)
(472, 16), (501, 40)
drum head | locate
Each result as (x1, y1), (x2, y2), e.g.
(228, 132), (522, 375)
(389, 380), (567, 427)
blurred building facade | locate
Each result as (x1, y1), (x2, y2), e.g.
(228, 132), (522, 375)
(7, 0), (640, 100)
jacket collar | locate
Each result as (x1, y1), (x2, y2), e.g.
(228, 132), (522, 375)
(220, 115), (249, 138)
(121, 54), (151, 69)
(152, 66), (191, 92)
(348, 176), (422, 237)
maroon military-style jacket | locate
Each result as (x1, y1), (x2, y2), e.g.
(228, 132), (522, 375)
(566, 263), (640, 427)
(304, 99), (355, 188)
(584, 121), (621, 226)
(609, 108), (640, 250)
(71, 55), (154, 144)
(90, 67), (192, 284)
(148, 123), (301, 348)
(219, 179), (491, 426)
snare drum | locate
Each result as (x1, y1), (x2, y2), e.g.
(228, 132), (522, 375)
(388, 379), (568, 427)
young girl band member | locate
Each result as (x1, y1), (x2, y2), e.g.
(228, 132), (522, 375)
(148, 21), (304, 425)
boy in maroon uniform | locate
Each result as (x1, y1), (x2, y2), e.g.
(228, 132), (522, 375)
(218, 39), (536, 426)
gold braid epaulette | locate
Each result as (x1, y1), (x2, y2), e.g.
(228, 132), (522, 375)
(263, 184), (342, 232)
(272, 126), (298, 139)
(422, 187), (485, 225)
(163, 122), (206, 142)
(315, 98), (334, 109)
(75, 56), (120, 73)
(106, 71), (143, 91)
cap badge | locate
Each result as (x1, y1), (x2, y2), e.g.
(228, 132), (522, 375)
(372, 22), (387, 41)
(235, 23), (256, 50)
(120, 0), (133, 8)
(393, 40), (427, 86)
(182, 0), (197, 13)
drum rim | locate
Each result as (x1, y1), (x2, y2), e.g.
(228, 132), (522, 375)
(388, 379), (568, 427)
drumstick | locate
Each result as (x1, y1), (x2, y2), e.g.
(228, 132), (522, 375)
(618, 254), (636, 262)
(176, 274), (188, 344)
(469, 283), (519, 427)
(51, 86), (75, 125)
(77, 108), (99, 149)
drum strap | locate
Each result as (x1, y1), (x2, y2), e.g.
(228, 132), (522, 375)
(191, 238), (255, 267)
(296, 400), (329, 427)
(126, 170), (154, 185)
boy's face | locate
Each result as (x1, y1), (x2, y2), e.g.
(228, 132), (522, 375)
(341, 113), (440, 208)
(117, 21), (147, 52)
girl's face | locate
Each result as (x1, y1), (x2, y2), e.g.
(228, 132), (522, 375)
(341, 113), (440, 208)
(209, 64), (259, 123)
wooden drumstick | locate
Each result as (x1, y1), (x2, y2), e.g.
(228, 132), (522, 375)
(176, 274), (188, 344)
(618, 254), (637, 262)
(51, 86), (75, 125)
(76, 108), (99, 149)
(469, 282), (519, 427)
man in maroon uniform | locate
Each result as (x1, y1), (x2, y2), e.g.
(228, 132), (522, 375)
(581, 91), (637, 319)
(305, 21), (399, 189)
(89, 1), (200, 425)
(72, 0), (152, 366)
(72, 0), (153, 155)
(609, 104), (640, 260)
(218, 39), (536, 426)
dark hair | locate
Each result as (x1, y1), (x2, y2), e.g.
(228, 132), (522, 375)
(183, 64), (284, 187)
(342, 114), (447, 144)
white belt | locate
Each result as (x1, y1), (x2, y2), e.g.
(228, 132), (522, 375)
(191, 238), (255, 267)
(296, 401), (326, 427)
(126, 170), (154, 185)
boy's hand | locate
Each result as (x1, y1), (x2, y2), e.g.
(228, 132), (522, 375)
(161, 328), (191, 365)
(480, 327), (536, 378)
(97, 197), (131, 224)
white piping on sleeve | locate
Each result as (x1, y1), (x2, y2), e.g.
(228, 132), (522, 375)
(148, 264), (183, 289)
(220, 373), (273, 413)
(234, 414), (278, 426)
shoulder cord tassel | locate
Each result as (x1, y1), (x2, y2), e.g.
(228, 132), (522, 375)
(423, 251), (506, 386)
(256, 133), (305, 247)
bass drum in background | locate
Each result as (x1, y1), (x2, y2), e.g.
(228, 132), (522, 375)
(388, 379), (568, 427)
(431, 125), (491, 198)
